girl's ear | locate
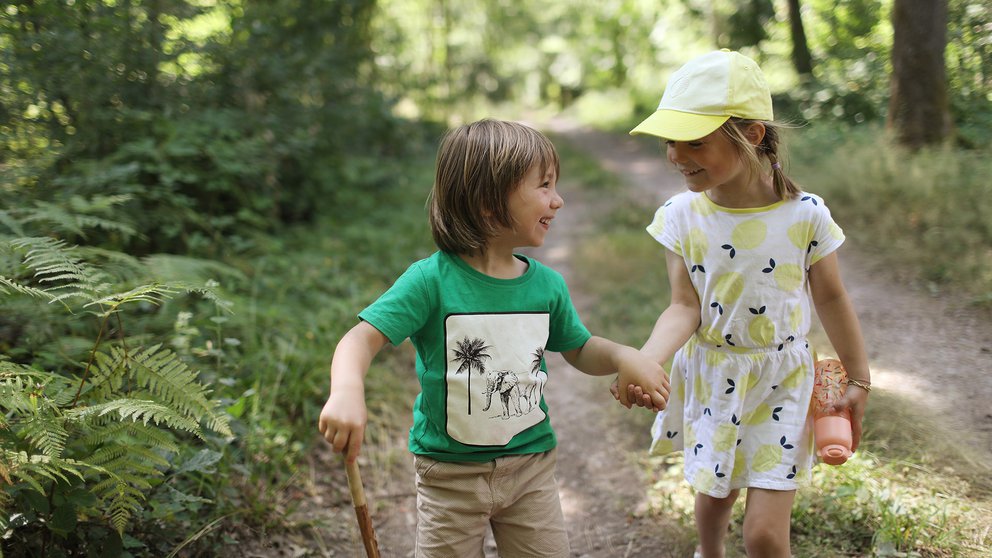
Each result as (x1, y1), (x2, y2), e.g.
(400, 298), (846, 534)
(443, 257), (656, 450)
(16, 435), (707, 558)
(744, 122), (766, 146)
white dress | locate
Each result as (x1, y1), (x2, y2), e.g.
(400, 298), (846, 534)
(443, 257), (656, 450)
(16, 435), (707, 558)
(647, 191), (845, 497)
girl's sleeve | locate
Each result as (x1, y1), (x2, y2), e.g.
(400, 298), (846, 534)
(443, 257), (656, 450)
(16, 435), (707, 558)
(646, 197), (683, 256)
(358, 261), (432, 346)
(806, 194), (846, 266)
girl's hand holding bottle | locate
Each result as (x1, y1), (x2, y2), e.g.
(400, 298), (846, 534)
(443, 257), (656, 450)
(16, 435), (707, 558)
(824, 366), (870, 453)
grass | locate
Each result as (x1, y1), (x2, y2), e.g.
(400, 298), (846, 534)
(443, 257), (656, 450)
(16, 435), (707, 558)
(564, 137), (992, 557)
(787, 123), (992, 308)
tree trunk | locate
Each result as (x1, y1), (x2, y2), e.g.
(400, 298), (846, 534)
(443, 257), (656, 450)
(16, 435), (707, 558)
(887, 0), (952, 148)
(786, 0), (813, 76)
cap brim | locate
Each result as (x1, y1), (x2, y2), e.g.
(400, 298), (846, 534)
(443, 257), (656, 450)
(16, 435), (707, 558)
(629, 110), (730, 141)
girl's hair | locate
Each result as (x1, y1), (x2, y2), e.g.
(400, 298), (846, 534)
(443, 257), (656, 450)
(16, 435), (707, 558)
(427, 119), (560, 255)
(720, 118), (801, 200)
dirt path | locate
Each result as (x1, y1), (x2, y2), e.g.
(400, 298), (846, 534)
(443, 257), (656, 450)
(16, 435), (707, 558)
(294, 119), (992, 557)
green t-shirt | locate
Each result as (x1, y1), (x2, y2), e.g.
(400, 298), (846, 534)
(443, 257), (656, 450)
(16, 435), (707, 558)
(359, 250), (591, 462)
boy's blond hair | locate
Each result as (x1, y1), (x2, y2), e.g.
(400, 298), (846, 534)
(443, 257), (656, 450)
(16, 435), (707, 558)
(428, 119), (560, 255)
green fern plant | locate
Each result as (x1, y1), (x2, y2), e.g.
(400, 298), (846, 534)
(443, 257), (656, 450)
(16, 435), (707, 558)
(0, 209), (234, 548)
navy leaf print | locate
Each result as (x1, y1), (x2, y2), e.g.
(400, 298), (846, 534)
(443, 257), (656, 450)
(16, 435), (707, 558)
(667, 430), (678, 439)
(801, 195), (818, 206)
(725, 379), (736, 394)
(715, 464), (726, 478)
(762, 258), (776, 273)
(694, 443), (703, 455)
(772, 406), (783, 421)
(779, 436), (794, 450)
(787, 465), (797, 480)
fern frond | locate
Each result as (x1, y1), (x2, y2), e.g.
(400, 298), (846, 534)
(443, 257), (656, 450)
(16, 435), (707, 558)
(1, 451), (87, 494)
(88, 442), (169, 477)
(68, 398), (203, 437)
(75, 421), (179, 454)
(88, 349), (127, 397)
(0, 365), (77, 415)
(101, 476), (144, 534)
(0, 374), (38, 415)
(171, 282), (234, 313)
(7, 237), (107, 302)
(119, 345), (232, 436)
(18, 416), (68, 458)
(0, 274), (54, 299)
(84, 283), (179, 314)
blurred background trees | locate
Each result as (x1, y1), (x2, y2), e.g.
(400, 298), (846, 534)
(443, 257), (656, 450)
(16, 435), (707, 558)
(1, 0), (990, 554)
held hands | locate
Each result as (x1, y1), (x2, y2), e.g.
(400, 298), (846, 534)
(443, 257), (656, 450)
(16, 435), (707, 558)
(610, 347), (670, 411)
(317, 388), (368, 463)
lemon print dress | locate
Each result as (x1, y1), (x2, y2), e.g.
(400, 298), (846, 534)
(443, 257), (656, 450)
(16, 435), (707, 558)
(647, 191), (844, 498)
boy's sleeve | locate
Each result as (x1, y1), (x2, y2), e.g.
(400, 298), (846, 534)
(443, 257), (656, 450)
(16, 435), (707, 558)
(545, 273), (591, 353)
(358, 261), (431, 346)
(806, 195), (846, 267)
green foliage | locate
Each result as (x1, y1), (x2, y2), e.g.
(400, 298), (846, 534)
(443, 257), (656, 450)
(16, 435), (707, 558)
(789, 124), (992, 304)
(0, 206), (233, 552)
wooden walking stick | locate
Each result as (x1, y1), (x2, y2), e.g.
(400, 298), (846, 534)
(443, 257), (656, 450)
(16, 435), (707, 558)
(345, 459), (381, 558)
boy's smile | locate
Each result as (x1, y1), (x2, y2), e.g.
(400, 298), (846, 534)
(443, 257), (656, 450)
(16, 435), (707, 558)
(501, 164), (563, 249)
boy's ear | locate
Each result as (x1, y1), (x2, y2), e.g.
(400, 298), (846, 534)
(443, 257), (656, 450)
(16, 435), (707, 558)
(745, 122), (766, 146)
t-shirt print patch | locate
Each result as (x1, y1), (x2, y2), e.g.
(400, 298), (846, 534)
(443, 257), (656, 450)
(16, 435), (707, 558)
(444, 312), (550, 446)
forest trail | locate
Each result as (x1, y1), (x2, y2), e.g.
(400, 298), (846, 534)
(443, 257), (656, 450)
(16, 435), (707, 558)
(292, 119), (992, 558)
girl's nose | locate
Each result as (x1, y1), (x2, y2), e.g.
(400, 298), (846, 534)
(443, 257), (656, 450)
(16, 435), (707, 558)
(552, 191), (565, 209)
(667, 143), (686, 164)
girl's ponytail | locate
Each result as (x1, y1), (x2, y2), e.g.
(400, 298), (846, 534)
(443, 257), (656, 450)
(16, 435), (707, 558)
(760, 125), (801, 200)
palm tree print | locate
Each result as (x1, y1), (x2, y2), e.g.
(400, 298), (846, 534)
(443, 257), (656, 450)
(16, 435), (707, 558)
(451, 337), (492, 414)
(525, 347), (545, 410)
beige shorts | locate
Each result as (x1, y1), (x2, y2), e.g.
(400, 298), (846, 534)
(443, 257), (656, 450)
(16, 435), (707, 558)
(413, 449), (569, 558)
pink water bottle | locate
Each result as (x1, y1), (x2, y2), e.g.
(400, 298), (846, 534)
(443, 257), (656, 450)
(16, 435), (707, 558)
(812, 358), (853, 465)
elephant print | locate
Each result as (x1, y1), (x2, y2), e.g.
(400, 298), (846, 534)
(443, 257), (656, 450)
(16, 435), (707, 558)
(482, 369), (524, 418)
(443, 312), (550, 446)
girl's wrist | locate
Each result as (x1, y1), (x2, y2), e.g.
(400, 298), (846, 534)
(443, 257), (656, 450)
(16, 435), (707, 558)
(846, 378), (872, 392)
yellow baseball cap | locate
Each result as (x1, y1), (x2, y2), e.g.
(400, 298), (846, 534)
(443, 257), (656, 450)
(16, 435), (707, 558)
(630, 50), (773, 141)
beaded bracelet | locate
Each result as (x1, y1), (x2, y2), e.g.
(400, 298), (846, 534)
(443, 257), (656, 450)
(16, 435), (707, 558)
(846, 378), (872, 392)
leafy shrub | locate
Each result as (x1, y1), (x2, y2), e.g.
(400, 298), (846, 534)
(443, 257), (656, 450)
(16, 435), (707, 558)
(0, 199), (234, 554)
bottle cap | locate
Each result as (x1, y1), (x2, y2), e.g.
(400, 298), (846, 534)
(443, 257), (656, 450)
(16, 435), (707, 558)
(818, 445), (852, 465)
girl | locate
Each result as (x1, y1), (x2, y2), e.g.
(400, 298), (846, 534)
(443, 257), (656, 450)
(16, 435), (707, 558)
(621, 51), (871, 557)
(319, 119), (669, 557)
